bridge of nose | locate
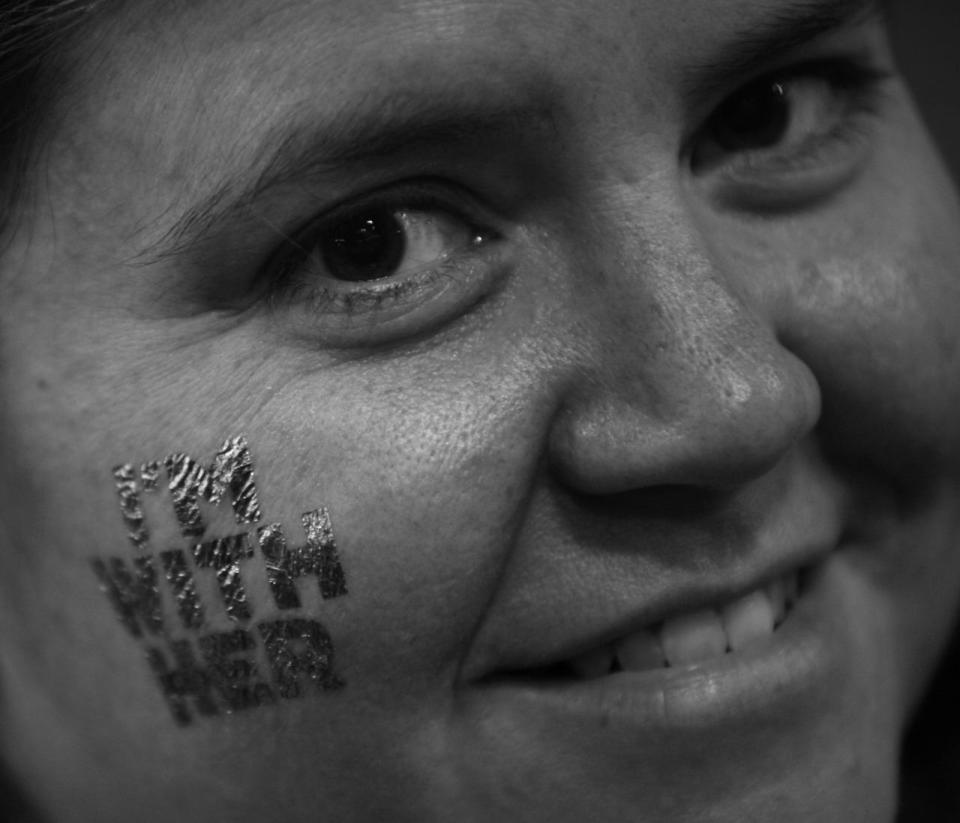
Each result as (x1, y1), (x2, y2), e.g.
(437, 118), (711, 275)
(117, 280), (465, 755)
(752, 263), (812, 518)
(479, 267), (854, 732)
(541, 187), (821, 494)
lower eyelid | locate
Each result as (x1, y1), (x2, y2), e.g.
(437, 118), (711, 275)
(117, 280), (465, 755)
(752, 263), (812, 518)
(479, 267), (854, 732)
(269, 252), (512, 351)
(303, 279), (421, 316)
(695, 83), (886, 210)
(271, 231), (505, 336)
(732, 114), (872, 174)
(704, 121), (876, 212)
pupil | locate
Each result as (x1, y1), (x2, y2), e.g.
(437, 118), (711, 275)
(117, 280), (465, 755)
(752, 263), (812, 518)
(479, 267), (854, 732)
(322, 210), (406, 282)
(714, 81), (790, 151)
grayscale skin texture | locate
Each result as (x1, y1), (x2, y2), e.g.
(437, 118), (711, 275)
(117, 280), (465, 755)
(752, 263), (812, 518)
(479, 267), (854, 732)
(1, 1), (959, 821)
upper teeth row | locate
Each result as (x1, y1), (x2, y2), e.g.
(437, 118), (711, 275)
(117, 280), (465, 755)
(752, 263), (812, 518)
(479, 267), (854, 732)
(568, 572), (799, 678)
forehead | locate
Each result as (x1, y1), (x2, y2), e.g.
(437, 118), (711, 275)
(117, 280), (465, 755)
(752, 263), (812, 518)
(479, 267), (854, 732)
(53, 0), (880, 257)
(79, 0), (879, 155)
(98, 0), (878, 94)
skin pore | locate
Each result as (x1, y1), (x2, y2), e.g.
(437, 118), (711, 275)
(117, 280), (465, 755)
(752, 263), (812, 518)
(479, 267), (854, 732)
(1, 0), (960, 821)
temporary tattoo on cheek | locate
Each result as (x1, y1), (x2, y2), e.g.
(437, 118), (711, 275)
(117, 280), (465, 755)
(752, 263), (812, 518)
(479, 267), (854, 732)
(257, 523), (300, 610)
(91, 555), (164, 638)
(258, 508), (348, 610)
(160, 550), (205, 630)
(258, 618), (344, 698)
(146, 620), (339, 725)
(147, 639), (220, 725)
(95, 436), (348, 726)
(198, 630), (276, 713)
(113, 464), (150, 550)
(192, 534), (255, 622)
(213, 436), (263, 526)
(165, 436), (263, 539)
(141, 461), (161, 492)
(164, 453), (207, 538)
(302, 508), (348, 599)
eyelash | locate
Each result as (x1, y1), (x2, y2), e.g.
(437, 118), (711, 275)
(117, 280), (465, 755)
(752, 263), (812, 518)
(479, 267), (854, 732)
(261, 57), (892, 331)
(690, 56), (893, 178)
(266, 182), (500, 319)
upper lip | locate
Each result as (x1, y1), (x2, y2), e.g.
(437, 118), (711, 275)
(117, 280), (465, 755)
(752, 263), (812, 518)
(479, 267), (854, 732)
(464, 539), (835, 682)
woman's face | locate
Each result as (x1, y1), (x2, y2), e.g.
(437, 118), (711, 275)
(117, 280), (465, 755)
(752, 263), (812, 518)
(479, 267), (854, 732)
(2, 0), (960, 820)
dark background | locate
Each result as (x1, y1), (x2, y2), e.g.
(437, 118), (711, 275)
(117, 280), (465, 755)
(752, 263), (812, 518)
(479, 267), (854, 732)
(888, 4), (960, 821)
(890, 0), (960, 182)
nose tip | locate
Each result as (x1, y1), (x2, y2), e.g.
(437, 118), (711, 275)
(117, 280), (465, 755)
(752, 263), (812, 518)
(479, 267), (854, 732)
(541, 175), (824, 497)
(548, 315), (822, 495)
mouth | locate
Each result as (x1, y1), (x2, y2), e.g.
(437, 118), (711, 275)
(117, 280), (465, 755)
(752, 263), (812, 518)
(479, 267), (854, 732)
(451, 541), (885, 818)
(448, 526), (886, 820)
(522, 569), (802, 682)
(468, 553), (844, 734)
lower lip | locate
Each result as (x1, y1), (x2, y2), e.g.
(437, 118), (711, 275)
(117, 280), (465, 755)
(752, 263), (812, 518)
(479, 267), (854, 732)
(465, 556), (845, 735)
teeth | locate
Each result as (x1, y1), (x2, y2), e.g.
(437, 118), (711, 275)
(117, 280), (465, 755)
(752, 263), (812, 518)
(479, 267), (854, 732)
(568, 644), (614, 679)
(720, 589), (774, 653)
(615, 628), (664, 672)
(565, 571), (802, 678)
(767, 577), (787, 626)
(660, 608), (728, 666)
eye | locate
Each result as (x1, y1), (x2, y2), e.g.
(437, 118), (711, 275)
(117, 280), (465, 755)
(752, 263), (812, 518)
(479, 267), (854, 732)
(298, 205), (485, 285)
(707, 78), (801, 155)
(263, 183), (507, 345)
(690, 60), (890, 177)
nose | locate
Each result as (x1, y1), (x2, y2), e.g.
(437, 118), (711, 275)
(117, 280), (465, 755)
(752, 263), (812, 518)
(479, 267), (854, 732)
(547, 195), (821, 494)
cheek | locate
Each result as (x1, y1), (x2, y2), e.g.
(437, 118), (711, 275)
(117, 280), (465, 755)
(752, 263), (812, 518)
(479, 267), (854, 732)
(793, 255), (960, 467)
(782, 179), (960, 487)
(246, 362), (552, 697)
(777, 179), (960, 703)
(0, 249), (559, 719)
(0, 331), (556, 760)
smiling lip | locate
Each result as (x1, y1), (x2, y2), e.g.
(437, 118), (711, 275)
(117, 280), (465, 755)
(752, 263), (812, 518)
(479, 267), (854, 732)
(464, 547), (843, 732)
(465, 538), (834, 680)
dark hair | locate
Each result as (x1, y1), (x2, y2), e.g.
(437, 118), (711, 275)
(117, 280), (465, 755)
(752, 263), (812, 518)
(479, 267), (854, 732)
(0, 9), (107, 818)
(0, 1), (106, 239)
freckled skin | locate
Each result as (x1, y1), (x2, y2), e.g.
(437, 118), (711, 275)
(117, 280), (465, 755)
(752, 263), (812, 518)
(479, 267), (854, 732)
(0, 1), (959, 821)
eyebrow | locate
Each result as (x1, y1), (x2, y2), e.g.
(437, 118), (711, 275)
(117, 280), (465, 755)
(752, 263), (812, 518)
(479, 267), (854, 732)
(684, 0), (885, 103)
(143, 0), (882, 264)
(142, 94), (557, 263)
